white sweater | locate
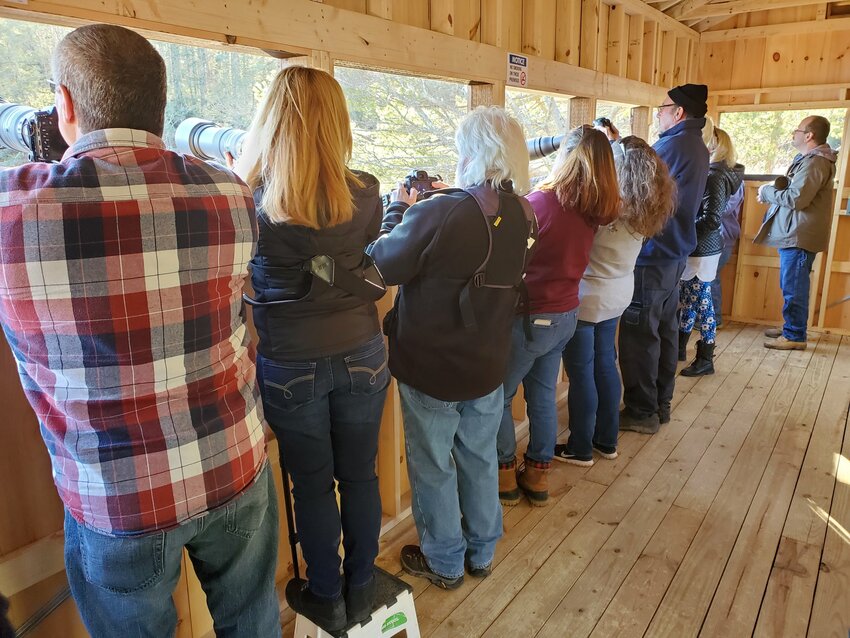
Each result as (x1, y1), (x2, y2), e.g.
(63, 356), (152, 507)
(578, 220), (644, 324)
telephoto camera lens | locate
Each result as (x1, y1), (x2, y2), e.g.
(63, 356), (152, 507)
(526, 135), (564, 160)
(175, 118), (246, 162)
(0, 102), (38, 154)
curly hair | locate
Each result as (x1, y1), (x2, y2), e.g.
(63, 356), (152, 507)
(536, 125), (620, 226)
(616, 135), (677, 238)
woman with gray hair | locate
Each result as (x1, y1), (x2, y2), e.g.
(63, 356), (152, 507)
(369, 106), (537, 590)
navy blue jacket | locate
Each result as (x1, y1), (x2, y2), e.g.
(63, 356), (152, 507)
(638, 118), (709, 266)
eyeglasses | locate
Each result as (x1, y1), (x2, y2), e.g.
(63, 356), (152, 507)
(792, 129), (808, 135)
(656, 103), (679, 111)
(48, 79), (57, 92)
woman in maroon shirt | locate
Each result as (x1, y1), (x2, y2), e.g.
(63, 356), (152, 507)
(497, 125), (620, 507)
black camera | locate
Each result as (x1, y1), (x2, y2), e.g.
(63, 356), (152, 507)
(0, 101), (68, 162)
(593, 117), (613, 129)
(381, 169), (443, 207)
(26, 107), (68, 162)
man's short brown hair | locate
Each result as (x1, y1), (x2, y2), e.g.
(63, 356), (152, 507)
(52, 24), (166, 135)
(804, 115), (831, 145)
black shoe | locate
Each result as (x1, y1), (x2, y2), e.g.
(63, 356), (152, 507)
(681, 340), (715, 377)
(658, 402), (671, 425)
(465, 558), (492, 578)
(591, 442), (618, 459)
(619, 409), (660, 434)
(553, 444), (594, 466)
(345, 573), (376, 626)
(678, 331), (691, 362)
(400, 545), (463, 590)
(285, 578), (346, 632)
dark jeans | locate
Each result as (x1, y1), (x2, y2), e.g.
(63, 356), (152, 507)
(778, 247), (817, 342)
(257, 334), (389, 599)
(562, 317), (620, 457)
(619, 262), (685, 419)
(64, 464), (281, 638)
(711, 243), (734, 326)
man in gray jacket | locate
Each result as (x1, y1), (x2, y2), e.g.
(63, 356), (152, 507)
(755, 115), (837, 350)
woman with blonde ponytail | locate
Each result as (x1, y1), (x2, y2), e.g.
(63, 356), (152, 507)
(236, 66), (388, 632)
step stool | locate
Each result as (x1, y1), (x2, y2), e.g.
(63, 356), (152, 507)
(293, 567), (420, 638)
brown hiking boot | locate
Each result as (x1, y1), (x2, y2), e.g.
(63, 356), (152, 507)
(517, 456), (550, 507)
(764, 335), (806, 350)
(764, 327), (782, 339)
(498, 459), (520, 506)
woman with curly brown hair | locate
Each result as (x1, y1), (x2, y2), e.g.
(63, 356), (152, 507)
(556, 135), (677, 464)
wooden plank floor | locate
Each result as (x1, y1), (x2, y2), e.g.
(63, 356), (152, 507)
(281, 323), (850, 637)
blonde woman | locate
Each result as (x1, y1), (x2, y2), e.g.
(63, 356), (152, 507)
(678, 127), (743, 376)
(556, 135), (676, 464)
(235, 66), (388, 631)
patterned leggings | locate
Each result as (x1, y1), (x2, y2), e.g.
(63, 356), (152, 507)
(679, 277), (716, 345)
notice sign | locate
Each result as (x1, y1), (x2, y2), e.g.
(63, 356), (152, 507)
(507, 53), (528, 88)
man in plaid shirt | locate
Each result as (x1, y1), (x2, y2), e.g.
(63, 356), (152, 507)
(0, 24), (280, 637)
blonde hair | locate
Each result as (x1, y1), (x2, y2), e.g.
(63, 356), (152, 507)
(710, 127), (737, 168)
(702, 116), (715, 147)
(616, 136), (677, 237)
(454, 107), (531, 195)
(235, 66), (361, 228)
(536, 125), (620, 226)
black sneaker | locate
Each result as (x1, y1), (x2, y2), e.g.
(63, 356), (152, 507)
(345, 573), (376, 626)
(553, 444), (594, 466)
(465, 558), (492, 578)
(400, 545), (463, 590)
(592, 443), (618, 459)
(285, 578), (346, 632)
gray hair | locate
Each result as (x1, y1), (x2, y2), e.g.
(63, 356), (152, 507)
(52, 24), (167, 135)
(454, 106), (530, 195)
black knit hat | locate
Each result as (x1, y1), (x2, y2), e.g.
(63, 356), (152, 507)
(668, 83), (708, 118)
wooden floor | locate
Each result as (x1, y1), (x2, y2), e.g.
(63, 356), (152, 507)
(283, 324), (850, 638)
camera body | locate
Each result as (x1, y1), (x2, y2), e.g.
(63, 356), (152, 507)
(26, 107), (68, 162)
(592, 116), (613, 129)
(381, 169), (443, 207)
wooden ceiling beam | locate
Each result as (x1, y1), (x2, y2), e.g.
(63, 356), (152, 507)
(685, 0), (837, 20)
(700, 14), (850, 40)
(665, 0), (713, 20)
(604, 0), (698, 39)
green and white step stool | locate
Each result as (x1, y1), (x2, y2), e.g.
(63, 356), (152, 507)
(293, 567), (420, 638)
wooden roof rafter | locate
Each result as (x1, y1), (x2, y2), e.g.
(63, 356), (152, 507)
(674, 0), (840, 20)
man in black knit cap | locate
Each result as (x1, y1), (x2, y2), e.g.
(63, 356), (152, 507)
(619, 84), (710, 434)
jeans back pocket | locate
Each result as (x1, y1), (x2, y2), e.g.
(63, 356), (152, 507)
(261, 359), (316, 412)
(344, 338), (390, 395)
(78, 524), (166, 594)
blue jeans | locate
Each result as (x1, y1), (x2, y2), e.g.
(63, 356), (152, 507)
(562, 318), (620, 458)
(711, 243), (734, 326)
(497, 311), (578, 465)
(258, 334), (389, 599)
(399, 382), (503, 579)
(778, 248), (817, 342)
(64, 463), (281, 638)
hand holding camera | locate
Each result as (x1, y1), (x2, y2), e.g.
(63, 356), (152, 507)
(382, 169), (446, 207)
(593, 117), (620, 142)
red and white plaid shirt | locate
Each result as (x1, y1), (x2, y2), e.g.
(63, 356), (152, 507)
(0, 129), (267, 535)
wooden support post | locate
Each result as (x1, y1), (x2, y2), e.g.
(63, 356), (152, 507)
(673, 35), (688, 86)
(522, 0), (557, 60)
(430, 0), (482, 41)
(281, 50), (334, 73)
(555, 0), (582, 66)
(468, 81), (506, 109)
(595, 1), (610, 73)
(642, 19), (659, 84)
(606, 2), (627, 77)
(626, 14), (645, 82)
(481, 0), (522, 50)
(630, 106), (651, 140)
(569, 96), (597, 128)
(580, 0), (601, 70)
(659, 29), (676, 88)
